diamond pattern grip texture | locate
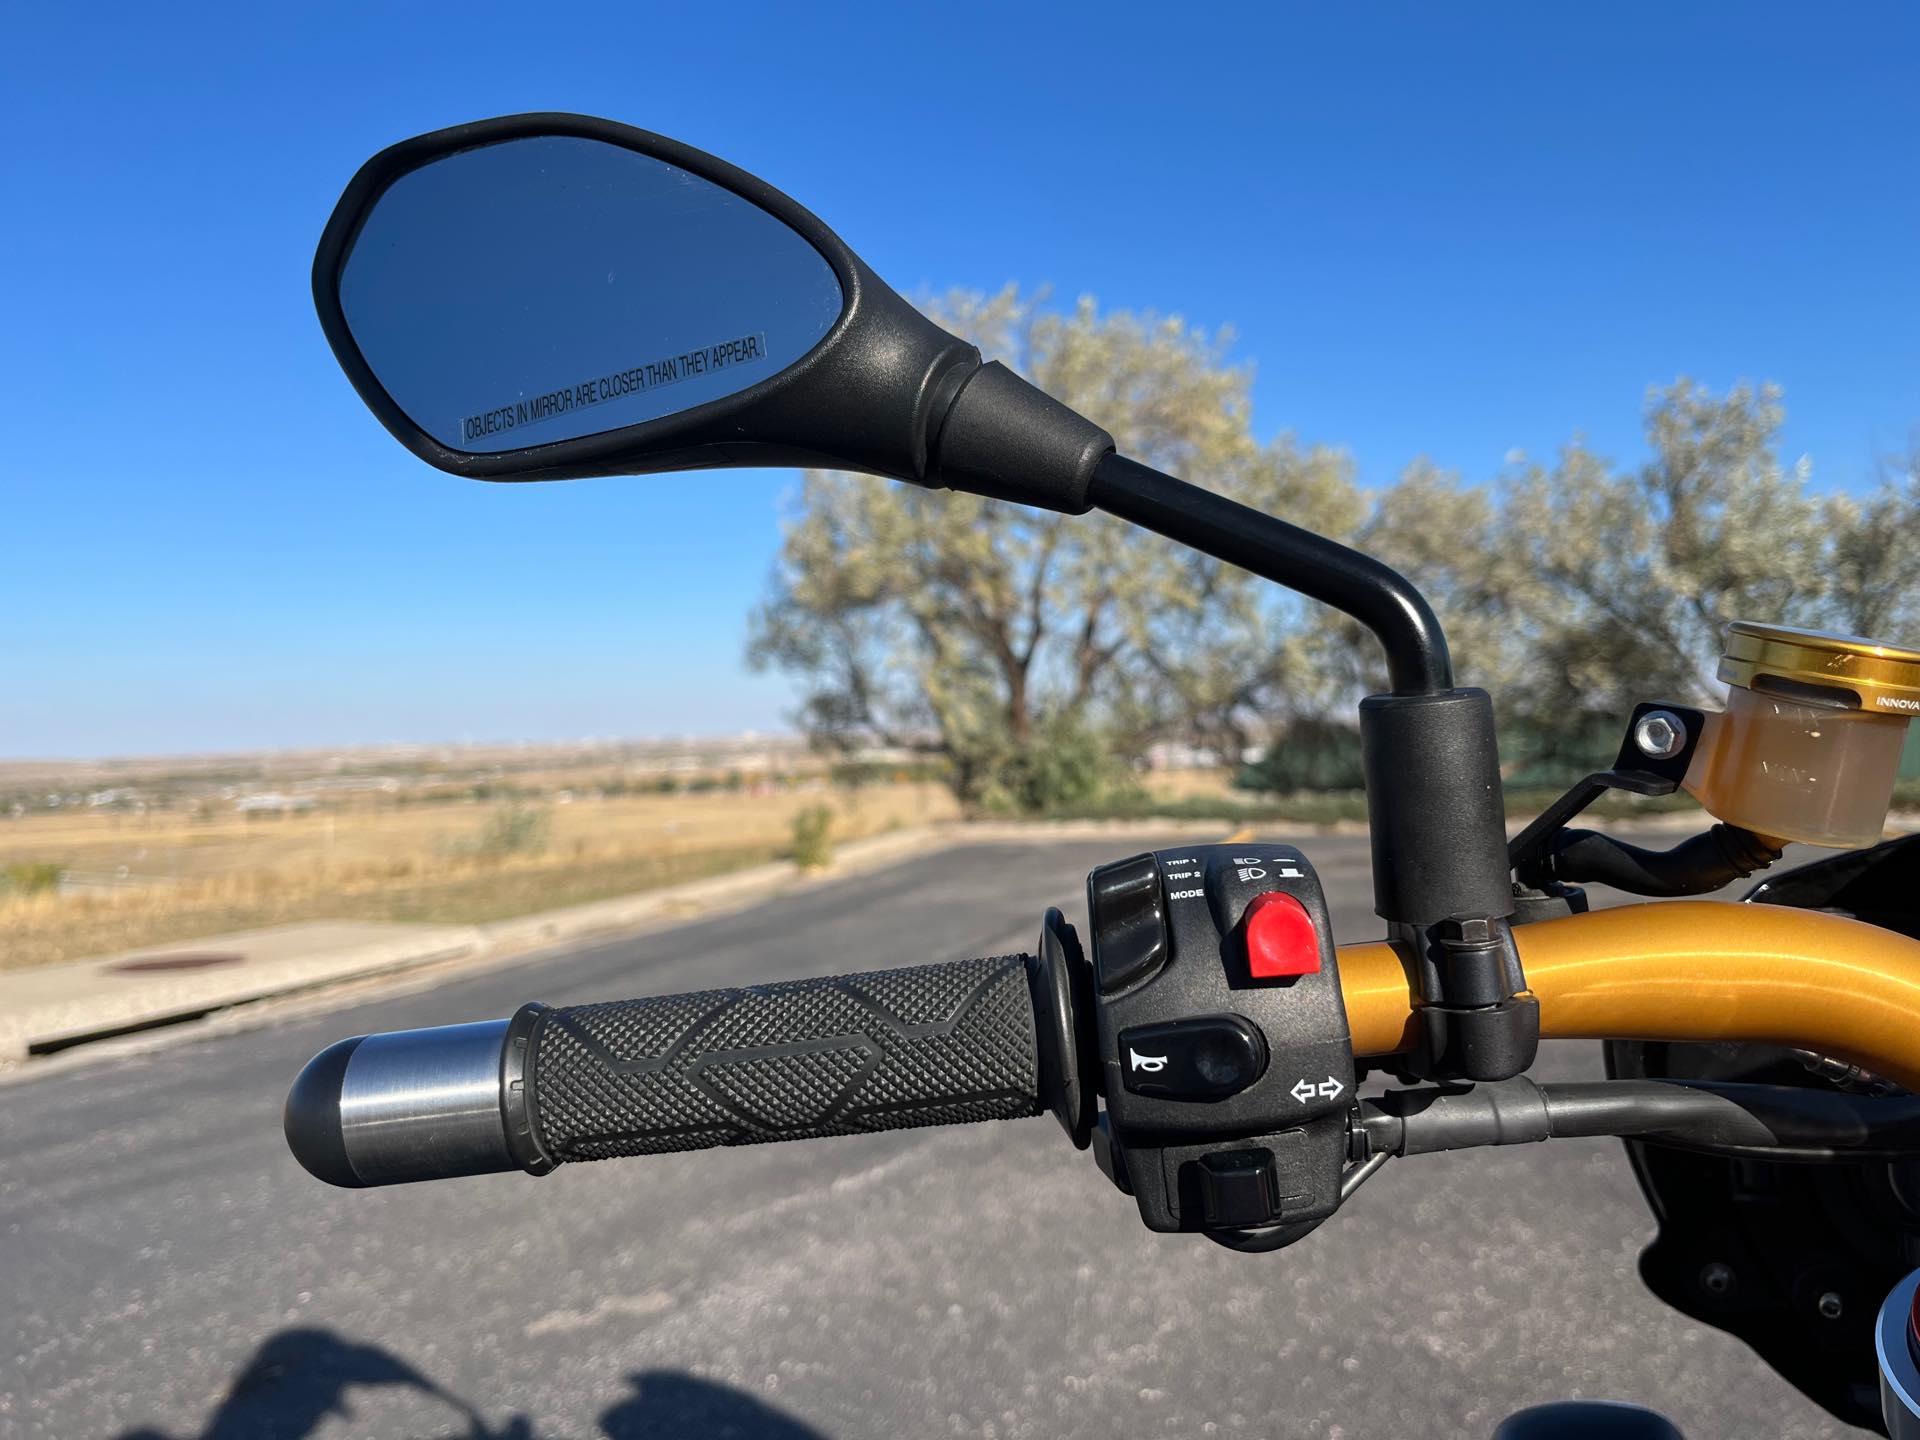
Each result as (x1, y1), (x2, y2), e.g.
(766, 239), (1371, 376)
(526, 954), (1042, 1163)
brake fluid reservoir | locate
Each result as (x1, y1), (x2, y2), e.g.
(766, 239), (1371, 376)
(1682, 621), (1920, 847)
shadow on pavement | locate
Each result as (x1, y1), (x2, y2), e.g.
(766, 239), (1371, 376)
(113, 1326), (530, 1440)
(599, 1369), (827, 1439)
(114, 1327), (825, 1440)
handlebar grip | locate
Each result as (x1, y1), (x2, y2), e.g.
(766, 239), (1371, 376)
(285, 953), (1045, 1187)
(523, 953), (1042, 1166)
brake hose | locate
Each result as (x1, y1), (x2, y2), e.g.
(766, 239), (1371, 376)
(1357, 1076), (1920, 1165)
(1542, 822), (1784, 898)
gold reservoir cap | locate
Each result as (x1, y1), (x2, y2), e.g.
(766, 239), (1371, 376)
(1719, 620), (1920, 716)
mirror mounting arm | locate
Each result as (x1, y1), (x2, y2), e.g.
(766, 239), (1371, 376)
(1084, 453), (1453, 695)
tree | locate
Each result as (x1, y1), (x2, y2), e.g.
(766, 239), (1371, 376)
(747, 287), (1361, 807)
(1508, 381), (1873, 703)
(1355, 381), (1918, 782)
(1825, 435), (1920, 641)
(757, 307), (1918, 805)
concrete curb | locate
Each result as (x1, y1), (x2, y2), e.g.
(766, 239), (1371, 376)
(0, 922), (485, 1062)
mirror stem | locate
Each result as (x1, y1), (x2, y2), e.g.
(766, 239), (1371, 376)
(1085, 454), (1453, 695)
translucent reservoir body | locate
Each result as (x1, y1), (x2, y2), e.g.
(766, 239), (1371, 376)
(1682, 622), (1920, 849)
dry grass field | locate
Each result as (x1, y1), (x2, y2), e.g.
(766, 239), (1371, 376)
(0, 774), (959, 972)
(1128, 767), (1238, 802)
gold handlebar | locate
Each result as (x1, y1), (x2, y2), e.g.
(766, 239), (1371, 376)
(1338, 901), (1920, 1091)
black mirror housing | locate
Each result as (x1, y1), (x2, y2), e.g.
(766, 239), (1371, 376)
(313, 113), (1112, 512)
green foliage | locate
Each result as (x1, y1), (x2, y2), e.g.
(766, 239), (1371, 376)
(465, 781), (538, 803)
(1235, 717), (1366, 793)
(659, 771), (751, 796)
(1, 861), (63, 895)
(473, 802), (551, 860)
(597, 775), (683, 798)
(979, 719), (1130, 815)
(828, 759), (948, 788)
(789, 804), (835, 869)
(1491, 711), (1630, 790)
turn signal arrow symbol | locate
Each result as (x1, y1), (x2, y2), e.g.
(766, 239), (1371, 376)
(1291, 1076), (1346, 1103)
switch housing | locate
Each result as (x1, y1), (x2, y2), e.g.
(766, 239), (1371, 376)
(1086, 843), (1353, 1234)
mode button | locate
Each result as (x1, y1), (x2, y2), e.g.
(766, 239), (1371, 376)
(1089, 854), (1167, 995)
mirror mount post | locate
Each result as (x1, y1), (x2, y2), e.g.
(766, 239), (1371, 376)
(1084, 453), (1451, 694)
(1085, 454), (1532, 1079)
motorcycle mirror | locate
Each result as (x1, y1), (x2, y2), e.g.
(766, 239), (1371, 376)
(314, 113), (1112, 511)
(313, 116), (1499, 950)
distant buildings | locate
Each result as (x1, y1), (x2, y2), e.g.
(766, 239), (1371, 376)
(232, 793), (316, 815)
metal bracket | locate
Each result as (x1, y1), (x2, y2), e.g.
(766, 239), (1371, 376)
(1507, 702), (1708, 880)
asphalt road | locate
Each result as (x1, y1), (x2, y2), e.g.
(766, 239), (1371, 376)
(0, 834), (1871, 1440)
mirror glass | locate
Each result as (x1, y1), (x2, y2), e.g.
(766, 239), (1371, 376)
(338, 136), (845, 453)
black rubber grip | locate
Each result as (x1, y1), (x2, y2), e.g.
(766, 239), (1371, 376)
(523, 954), (1042, 1165)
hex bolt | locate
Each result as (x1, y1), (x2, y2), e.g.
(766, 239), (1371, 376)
(1699, 1262), (1735, 1296)
(1818, 1291), (1844, 1320)
(1634, 710), (1689, 760)
(1434, 915), (1494, 947)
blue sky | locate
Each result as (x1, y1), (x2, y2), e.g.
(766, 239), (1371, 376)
(5, 3), (1916, 758)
